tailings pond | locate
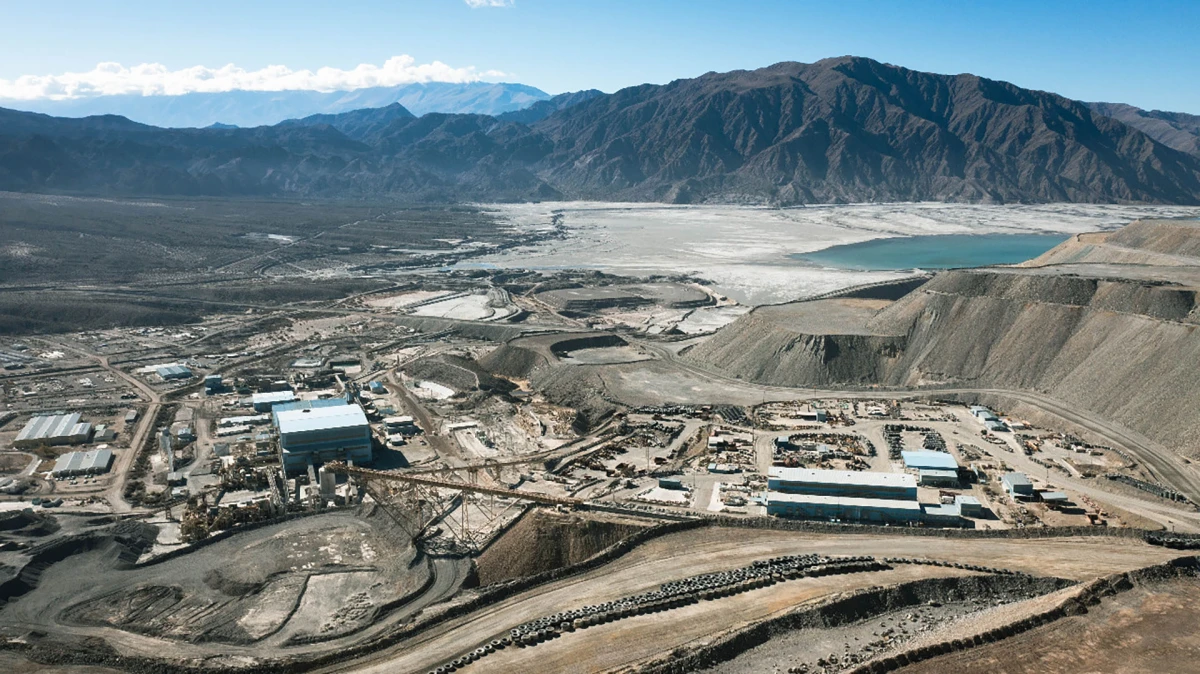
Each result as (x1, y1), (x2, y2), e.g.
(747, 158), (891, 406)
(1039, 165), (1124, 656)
(792, 233), (1069, 270)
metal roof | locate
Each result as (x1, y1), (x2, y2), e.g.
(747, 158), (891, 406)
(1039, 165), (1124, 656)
(768, 467), (916, 489)
(272, 397), (347, 424)
(157, 365), (193, 379)
(252, 391), (297, 404)
(921, 503), (962, 517)
(16, 413), (84, 442)
(1002, 472), (1032, 487)
(276, 405), (368, 435)
(1040, 491), (1070, 501)
(902, 451), (959, 470)
(918, 469), (960, 479)
(767, 491), (923, 511)
(955, 495), (982, 505)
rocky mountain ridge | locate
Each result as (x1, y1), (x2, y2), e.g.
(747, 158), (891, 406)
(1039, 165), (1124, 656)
(3, 57), (1200, 204)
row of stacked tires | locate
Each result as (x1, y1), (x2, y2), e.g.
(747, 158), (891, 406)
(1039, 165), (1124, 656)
(426, 555), (885, 673)
(1145, 534), (1200, 549)
(845, 605), (1067, 673)
(882, 557), (1021, 576)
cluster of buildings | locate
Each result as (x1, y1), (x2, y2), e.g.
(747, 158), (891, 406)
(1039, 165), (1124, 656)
(1002, 471), (1069, 506)
(245, 392), (373, 473)
(970, 406), (1008, 433)
(765, 467), (971, 526)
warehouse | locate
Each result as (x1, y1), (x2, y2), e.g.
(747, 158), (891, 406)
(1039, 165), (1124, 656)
(901, 450), (959, 471)
(1002, 472), (1034, 497)
(921, 503), (968, 527)
(157, 364), (193, 380)
(767, 467), (917, 501)
(766, 492), (921, 523)
(955, 494), (983, 517)
(50, 448), (113, 478)
(252, 390), (298, 412)
(276, 404), (372, 472)
(14, 413), (93, 448)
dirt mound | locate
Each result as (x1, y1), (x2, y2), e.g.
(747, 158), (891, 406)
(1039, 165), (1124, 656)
(478, 343), (549, 379)
(1025, 218), (1200, 267)
(0, 510), (60, 537)
(475, 509), (650, 586)
(407, 353), (516, 394)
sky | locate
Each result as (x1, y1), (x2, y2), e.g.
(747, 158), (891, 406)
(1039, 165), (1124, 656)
(0, 0), (1197, 112)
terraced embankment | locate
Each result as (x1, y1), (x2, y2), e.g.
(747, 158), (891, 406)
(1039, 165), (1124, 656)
(687, 266), (1200, 459)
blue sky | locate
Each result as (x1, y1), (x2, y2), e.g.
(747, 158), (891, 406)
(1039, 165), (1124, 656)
(1, 0), (1197, 112)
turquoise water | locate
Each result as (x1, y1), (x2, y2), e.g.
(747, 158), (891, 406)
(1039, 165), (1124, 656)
(792, 233), (1070, 271)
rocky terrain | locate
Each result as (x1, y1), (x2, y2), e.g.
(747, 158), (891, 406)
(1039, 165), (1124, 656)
(4, 57), (1200, 204)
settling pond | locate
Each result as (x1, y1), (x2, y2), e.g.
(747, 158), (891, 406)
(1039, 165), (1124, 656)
(793, 233), (1070, 271)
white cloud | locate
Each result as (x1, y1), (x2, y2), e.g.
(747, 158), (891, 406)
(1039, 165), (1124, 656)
(465, 0), (514, 7)
(0, 55), (508, 101)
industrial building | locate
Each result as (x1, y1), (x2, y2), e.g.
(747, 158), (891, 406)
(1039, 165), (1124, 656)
(1002, 472), (1034, 497)
(383, 415), (420, 435)
(252, 390), (298, 412)
(1039, 491), (1070, 506)
(276, 404), (372, 472)
(766, 492), (922, 523)
(767, 467), (917, 501)
(50, 449), (113, 478)
(920, 503), (967, 527)
(955, 494), (983, 517)
(14, 413), (93, 449)
(157, 364), (193, 380)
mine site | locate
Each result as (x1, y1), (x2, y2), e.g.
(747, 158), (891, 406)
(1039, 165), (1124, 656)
(0, 191), (1199, 674)
(5, 8), (1200, 670)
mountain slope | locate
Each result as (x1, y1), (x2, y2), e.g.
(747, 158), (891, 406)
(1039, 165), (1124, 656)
(532, 57), (1200, 204)
(2, 57), (1200, 204)
(1088, 102), (1200, 157)
(0, 82), (550, 128)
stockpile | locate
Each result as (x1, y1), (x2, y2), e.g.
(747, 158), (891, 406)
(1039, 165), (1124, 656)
(474, 510), (649, 586)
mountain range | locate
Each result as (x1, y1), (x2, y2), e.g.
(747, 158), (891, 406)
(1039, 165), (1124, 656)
(3, 56), (1200, 205)
(0, 82), (550, 128)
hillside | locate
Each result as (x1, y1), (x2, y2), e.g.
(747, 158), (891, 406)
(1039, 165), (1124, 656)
(686, 220), (1200, 456)
(3, 57), (1200, 204)
(1022, 219), (1200, 267)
